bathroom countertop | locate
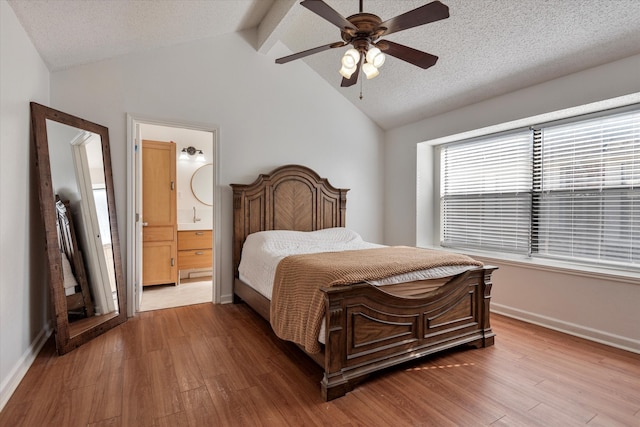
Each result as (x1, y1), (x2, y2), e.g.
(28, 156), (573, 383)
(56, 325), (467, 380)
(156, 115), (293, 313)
(177, 223), (213, 231)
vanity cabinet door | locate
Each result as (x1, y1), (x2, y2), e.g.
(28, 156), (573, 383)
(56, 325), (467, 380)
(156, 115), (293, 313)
(178, 249), (213, 270)
(178, 230), (212, 250)
(142, 140), (177, 286)
(143, 241), (176, 285)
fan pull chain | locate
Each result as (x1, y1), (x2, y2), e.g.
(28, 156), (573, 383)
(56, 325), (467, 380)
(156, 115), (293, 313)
(359, 76), (364, 100)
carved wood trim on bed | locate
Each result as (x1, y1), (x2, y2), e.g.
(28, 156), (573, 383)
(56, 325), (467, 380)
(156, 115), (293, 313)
(230, 164), (348, 279)
(231, 164), (496, 401)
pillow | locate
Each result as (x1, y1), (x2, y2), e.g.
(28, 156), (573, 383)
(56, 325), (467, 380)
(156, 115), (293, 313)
(245, 227), (366, 250)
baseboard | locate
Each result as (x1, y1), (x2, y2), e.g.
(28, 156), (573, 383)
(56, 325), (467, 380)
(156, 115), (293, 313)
(491, 303), (640, 354)
(0, 326), (52, 412)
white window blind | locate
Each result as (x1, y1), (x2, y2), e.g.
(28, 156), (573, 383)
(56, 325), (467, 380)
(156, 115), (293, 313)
(534, 109), (640, 265)
(440, 130), (533, 253)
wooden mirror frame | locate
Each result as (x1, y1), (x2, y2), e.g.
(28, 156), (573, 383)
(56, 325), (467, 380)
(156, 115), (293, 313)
(31, 102), (127, 354)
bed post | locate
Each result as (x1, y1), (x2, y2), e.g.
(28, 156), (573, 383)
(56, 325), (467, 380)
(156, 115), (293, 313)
(479, 266), (497, 347)
(231, 190), (244, 303)
(321, 291), (351, 401)
(469, 265), (497, 348)
(339, 189), (347, 227)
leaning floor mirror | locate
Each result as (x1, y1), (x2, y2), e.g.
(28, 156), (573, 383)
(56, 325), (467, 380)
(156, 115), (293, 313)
(31, 102), (126, 354)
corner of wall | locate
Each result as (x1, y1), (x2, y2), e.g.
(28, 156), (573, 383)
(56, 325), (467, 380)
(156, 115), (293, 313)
(0, 326), (52, 412)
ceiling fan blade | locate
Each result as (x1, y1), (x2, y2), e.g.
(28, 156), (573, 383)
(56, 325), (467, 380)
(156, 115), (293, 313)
(378, 1), (449, 37)
(301, 0), (357, 32)
(275, 42), (344, 64)
(340, 58), (362, 87)
(381, 40), (438, 69)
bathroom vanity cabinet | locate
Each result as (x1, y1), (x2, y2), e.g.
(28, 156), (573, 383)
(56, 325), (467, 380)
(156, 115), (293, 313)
(177, 230), (213, 271)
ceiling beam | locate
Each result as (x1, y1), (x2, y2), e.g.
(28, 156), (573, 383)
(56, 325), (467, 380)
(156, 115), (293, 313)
(256, 0), (299, 54)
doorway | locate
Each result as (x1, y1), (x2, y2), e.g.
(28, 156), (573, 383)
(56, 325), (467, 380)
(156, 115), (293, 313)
(126, 115), (220, 316)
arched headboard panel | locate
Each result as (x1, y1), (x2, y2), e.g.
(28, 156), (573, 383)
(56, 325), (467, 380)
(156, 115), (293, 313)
(231, 165), (349, 277)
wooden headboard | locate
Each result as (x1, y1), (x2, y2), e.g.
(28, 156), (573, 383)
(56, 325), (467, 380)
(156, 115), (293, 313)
(230, 164), (349, 278)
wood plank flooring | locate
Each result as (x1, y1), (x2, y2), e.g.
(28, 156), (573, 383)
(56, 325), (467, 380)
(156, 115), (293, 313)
(1, 303), (639, 426)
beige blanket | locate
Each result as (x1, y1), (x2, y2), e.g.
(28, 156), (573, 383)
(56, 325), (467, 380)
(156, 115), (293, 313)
(270, 246), (482, 354)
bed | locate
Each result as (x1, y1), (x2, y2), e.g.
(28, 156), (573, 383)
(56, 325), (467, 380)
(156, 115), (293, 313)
(231, 164), (497, 401)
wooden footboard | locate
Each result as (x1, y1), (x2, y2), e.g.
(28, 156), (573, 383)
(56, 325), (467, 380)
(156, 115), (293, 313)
(320, 265), (496, 400)
(234, 265), (496, 401)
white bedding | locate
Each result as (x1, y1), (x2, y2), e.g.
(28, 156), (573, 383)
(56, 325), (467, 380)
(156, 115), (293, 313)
(238, 228), (477, 300)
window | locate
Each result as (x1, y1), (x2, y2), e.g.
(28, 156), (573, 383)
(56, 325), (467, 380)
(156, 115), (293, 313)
(441, 130), (532, 254)
(440, 107), (640, 268)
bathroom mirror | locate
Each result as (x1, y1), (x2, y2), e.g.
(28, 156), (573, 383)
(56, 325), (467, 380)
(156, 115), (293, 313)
(31, 102), (126, 354)
(191, 163), (213, 206)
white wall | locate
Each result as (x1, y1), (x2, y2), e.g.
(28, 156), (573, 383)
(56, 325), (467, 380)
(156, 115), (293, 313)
(50, 32), (385, 303)
(0, 0), (51, 410)
(385, 54), (640, 352)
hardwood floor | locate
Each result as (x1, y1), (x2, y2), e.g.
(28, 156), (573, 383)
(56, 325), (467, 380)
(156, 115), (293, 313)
(1, 303), (639, 427)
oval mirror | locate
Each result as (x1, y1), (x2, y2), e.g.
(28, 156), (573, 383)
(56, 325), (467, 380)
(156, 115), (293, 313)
(191, 163), (213, 205)
(31, 102), (126, 354)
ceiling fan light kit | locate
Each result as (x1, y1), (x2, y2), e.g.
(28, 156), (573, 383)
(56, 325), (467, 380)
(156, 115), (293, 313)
(342, 48), (360, 67)
(362, 62), (379, 79)
(339, 64), (356, 79)
(276, 0), (450, 88)
(339, 48), (360, 78)
(366, 47), (385, 68)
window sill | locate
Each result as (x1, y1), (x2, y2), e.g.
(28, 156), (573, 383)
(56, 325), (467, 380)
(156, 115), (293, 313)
(425, 246), (640, 285)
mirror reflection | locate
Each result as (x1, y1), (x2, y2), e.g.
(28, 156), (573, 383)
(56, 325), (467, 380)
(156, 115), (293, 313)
(47, 120), (119, 325)
(190, 163), (213, 206)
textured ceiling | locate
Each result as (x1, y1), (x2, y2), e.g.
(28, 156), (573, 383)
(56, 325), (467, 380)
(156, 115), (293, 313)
(9, 0), (640, 130)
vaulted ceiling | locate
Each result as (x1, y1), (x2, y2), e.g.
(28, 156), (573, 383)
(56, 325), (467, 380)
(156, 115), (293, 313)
(9, 0), (640, 130)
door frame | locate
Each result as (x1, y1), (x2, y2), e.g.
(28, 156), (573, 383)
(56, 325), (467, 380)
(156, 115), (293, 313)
(70, 132), (116, 315)
(126, 114), (221, 316)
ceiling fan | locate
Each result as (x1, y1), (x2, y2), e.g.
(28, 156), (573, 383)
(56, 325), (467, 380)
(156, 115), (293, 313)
(275, 0), (449, 87)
